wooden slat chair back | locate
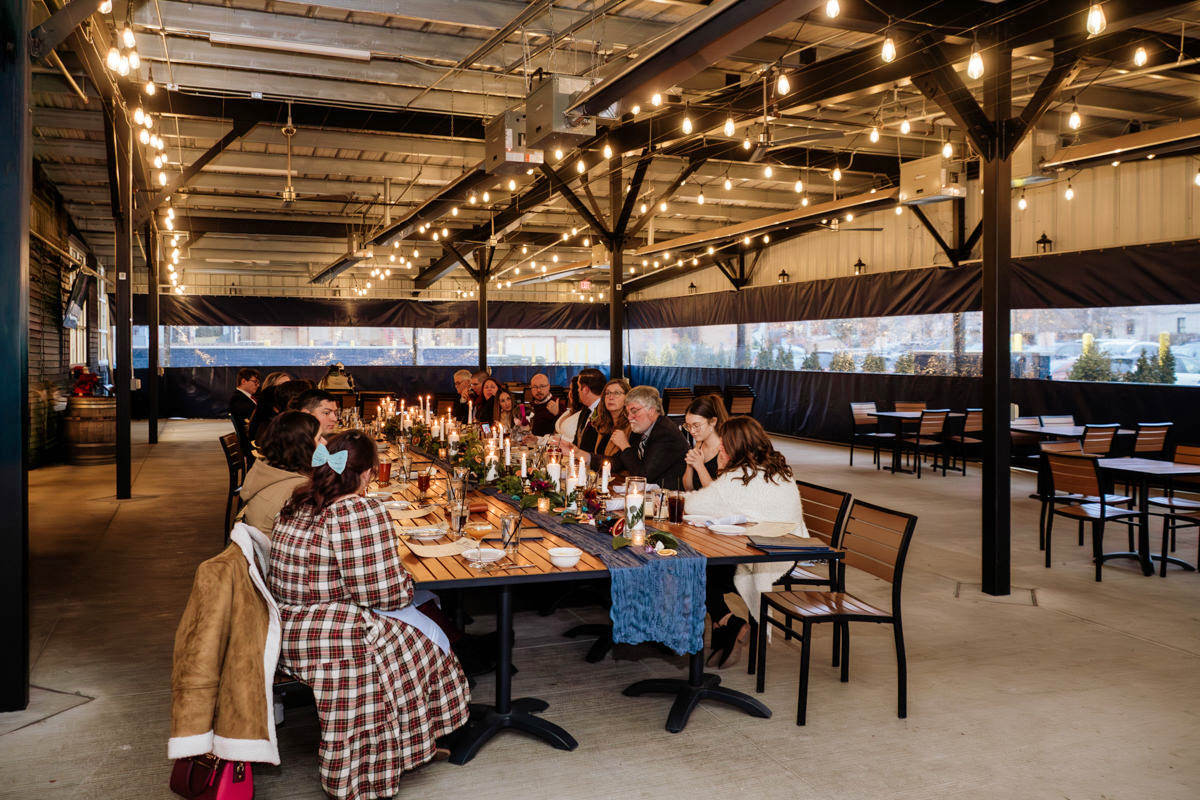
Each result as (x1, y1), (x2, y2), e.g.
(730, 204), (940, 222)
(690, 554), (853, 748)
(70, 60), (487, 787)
(329, 391), (356, 410)
(1045, 452), (1102, 498)
(1173, 444), (1200, 490)
(434, 393), (458, 417)
(796, 481), (852, 547)
(917, 409), (949, 437)
(1040, 414), (1075, 425)
(694, 384), (723, 401)
(1081, 423), (1119, 455)
(219, 433), (245, 544)
(962, 408), (983, 433)
(1011, 415), (1042, 448)
(1043, 451), (1137, 579)
(893, 401), (926, 413)
(725, 385), (756, 415)
(755, 499), (918, 725)
(850, 401), (878, 429)
(848, 402), (892, 469)
(1133, 422), (1172, 455)
(663, 388), (694, 416)
(1035, 440), (1085, 496)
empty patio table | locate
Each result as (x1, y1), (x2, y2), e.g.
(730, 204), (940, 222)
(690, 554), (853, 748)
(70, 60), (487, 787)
(869, 411), (962, 474)
(1096, 457), (1200, 577)
(1009, 423), (1136, 438)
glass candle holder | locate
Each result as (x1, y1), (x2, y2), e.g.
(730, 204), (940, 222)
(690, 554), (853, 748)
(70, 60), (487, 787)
(537, 496), (550, 515)
(625, 476), (647, 547)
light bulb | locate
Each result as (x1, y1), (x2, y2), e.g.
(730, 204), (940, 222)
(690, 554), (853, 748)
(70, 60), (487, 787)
(942, 141), (953, 158)
(659, 200), (668, 212)
(106, 47), (120, 71)
(831, 166), (842, 181)
(1086, 4), (1106, 36)
(1018, 194), (1028, 210)
(553, 148), (563, 160)
(507, 178), (517, 190)
(521, 245), (528, 254)
(117, 54), (129, 75)
(763, 165), (773, 178)
(967, 46), (984, 80)
(139, 128), (149, 145)
(881, 37), (896, 64)
(900, 118), (911, 135)
(1194, 171), (1200, 187)
(122, 26), (135, 48)
(469, 194), (477, 204)
(393, 241), (399, 248)
(1068, 106), (1082, 130)
(143, 113), (152, 129)
(389, 254), (395, 262)
(571, 227), (578, 235)
(514, 268), (520, 275)
(776, 72), (790, 96)
(482, 191), (490, 201)
(762, 234), (770, 243)
(366, 282), (372, 289)
(794, 179), (803, 193)
(742, 137), (751, 150)
(413, 249), (419, 257)
(651, 92), (662, 106)
(385, 269), (391, 277)
(845, 213), (853, 222)
(562, 232), (569, 241)
(630, 104), (640, 115)
(164, 217), (173, 230)
(743, 236), (751, 245)
(128, 50), (140, 69)
(552, 254), (558, 263)
(441, 227), (449, 237)
(576, 159), (586, 174)
(825, 0), (839, 18)
(1064, 184), (1074, 200)
(144, 78), (156, 95)
(801, 196), (809, 207)
(895, 205), (903, 215)
(707, 246), (714, 254)
(681, 116), (693, 134)
(432, 233), (439, 241)
(724, 178), (732, 191)
(869, 125), (880, 143)
(155, 136), (164, 150)
(166, 207), (174, 219)
(157, 171), (167, 185)
(697, 192), (705, 205)
(541, 266), (547, 273)
(99, 0), (112, 12)
(603, 143), (613, 159)
(640, 203), (648, 213)
(451, 206), (459, 216)
(583, 237), (590, 246)
(1134, 46), (1148, 67)
(724, 117), (735, 137)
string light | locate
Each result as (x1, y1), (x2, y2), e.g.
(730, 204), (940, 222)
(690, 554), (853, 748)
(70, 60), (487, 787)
(451, 206), (459, 216)
(122, 26), (136, 48)
(697, 190), (705, 205)
(881, 36), (896, 64)
(469, 194), (477, 204)
(552, 254), (559, 263)
(128, 50), (140, 70)
(630, 104), (640, 116)
(554, 148), (564, 160)
(1068, 102), (1082, 130)
(967, 43), (984, 80)
(576, 159), (586, 174)
(724, 117), (735, 137)
(603, 143), (613, 159)
(433, 232), (439, 241)
(869, 125), (880, 143)
(776, 72), (790, 96)
(762, 234), (770, 243)
(482, 191), (490, 202)
(659, 200), (667, 212)
(139, 128), (149, 145)
(1018, 192), (1028, 210)
(724, 177), (733, 191)
(794, 179), (804, 193)
(831, 166), (842, 181)
(801, 196), (809, 207)
(900, 118), (911, 135)
(651, 92), (662, 106)
(117, 54), (129, 76)
(106, 47), (120, 71)
(1193, 170), (1200, 187)
(707, 246), (714, 255)
(845, 213), (853, 222)
(441, 227), (449, 237)
(742, 137), (751, 150)
(742, 236), (751, 245)
(144, 76), (155, 95)
(99, 0), (111, 12)
(825, 0), (839, 18)
(894, 205), (903, 215)
(1086, 4), (1106, 36)
(157, 171), (167, 186)
(640, 202), (648, 213)
(763, 165), (773, 178)
(1134, 46), (1148, 67)
(507, 178), (517, 190)
(571, 227), (578, 235)
(1064, 183), (1075, 200)
(521, 245), (528, 254)
(681, 115), (693, 134)
(942, 141), (953, 158)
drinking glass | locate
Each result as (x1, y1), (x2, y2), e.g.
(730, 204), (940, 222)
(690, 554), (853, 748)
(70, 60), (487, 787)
(376, 460), (392, 485)
(624, 477), (647, 546)
(416, 470), (432, 500)
(499, 513), (522, 561)
(398, 452), (412, 487)
(445, 498), (469, 539)
(667, 489), (685, 523)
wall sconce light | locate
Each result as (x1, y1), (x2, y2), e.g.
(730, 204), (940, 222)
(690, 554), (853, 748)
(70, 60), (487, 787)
(1036, 232), (1053, 253)
(853, 258), (867, 275)
(777, 269), (790, 284)
(687, 281), (698, 295)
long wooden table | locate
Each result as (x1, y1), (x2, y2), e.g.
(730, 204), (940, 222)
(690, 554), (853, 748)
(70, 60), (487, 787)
(378, 464), (835, 761)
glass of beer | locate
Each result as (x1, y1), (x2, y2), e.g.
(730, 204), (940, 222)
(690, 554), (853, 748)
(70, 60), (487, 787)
(667, 490), (685, 524)
(376, 460), (392, 485)
(416, 469), (432, 500)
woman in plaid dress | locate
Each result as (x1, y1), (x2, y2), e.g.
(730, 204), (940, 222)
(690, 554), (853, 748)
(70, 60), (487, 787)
(270, 430), (470, 799)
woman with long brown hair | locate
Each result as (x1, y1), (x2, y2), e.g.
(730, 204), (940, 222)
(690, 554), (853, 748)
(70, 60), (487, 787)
(684, 416), (809, 668)
(681, 394), (728, 490)
(269, 430), (470, 798)
(563, 377), (631, 468)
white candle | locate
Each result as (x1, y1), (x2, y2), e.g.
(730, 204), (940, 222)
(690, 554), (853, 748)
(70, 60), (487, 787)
(547, 458), (561, 491)
(449, 429), (459, 445)
(627, 492), (645, 541)
(520, 451), (527, 478)
(468, 400), (473, 424)
(504, 437), (511, 466)
(601, 460), (610, 493)
(566, 473), (578, 498)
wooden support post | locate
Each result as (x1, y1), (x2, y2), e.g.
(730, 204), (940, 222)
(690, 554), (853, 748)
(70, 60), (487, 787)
(609, 155), (624, 378)
(114, 112), (133, 500)
(0, 0), (32, 712)
(981, 46), (1013, 596)
(145, 223), (158, 444)
(477, 248), (488, 371)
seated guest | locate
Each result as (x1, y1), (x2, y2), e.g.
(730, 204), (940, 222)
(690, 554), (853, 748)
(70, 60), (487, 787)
(292, 388), (339, 437)
(317, 361), (355, 392)
(247, 374), (301, 444)
(240, 411), (320, 535)
(570, 368), (607, 450)
(683, 416), (809, 669)
(229, 368), (260, 460)
(270, 431), (470, 798)
(519, 372), (560, 436)
(476, 377), (501, 425)
(682, 394), (728, 491)
(608, 385), (688, 488)
(262, 371), (291, 391)
(275, 379), (313, 412)
(494, 388), (517, 431)
(563, 378), (630, 468)
(554, 376), (582, 442)
(469, 370), (489, 403)
(451, 369), (472, 422)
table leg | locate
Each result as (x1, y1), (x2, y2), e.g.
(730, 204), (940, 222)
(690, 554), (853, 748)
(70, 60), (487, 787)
(623, 649), (771, 734)
(1138, 476), (1154, 576)
(448, 584), (578, 765)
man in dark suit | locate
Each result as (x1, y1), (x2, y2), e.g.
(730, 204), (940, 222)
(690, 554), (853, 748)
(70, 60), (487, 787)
(228, 368), (260, 461)
(609, 385), (688, 489)
(569, 368), (607, 453)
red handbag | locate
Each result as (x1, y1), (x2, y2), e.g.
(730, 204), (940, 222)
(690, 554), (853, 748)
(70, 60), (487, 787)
(170, 754), (254, 800)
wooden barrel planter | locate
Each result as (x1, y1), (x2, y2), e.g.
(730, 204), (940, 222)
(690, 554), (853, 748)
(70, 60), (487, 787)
(64, 396), (117, 465)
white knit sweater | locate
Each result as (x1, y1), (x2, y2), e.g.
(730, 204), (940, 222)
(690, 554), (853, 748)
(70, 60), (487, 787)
(685, 469), (809, 621)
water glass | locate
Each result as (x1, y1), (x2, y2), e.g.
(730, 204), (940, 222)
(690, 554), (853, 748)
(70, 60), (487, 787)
(499, 513), (522, 561)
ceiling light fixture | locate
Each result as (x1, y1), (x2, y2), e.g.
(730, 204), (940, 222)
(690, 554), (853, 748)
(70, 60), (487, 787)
(724, 177), (733, 191)
(1068, 102), (1082, 130)
(825, 0), (840, 18)
(942, 141), (953, 158)
(967, 42), (984, 80)
(776, 71), (790, 96)
(651, 92), (662, 106)
(881, 35), (896, 64)
(1064, 183), (1075, 200)
(1086, 3), (1107, 36)
(1134, 46), (1148, 67)
(900, 118), (911, 135)
(831, 166), (842, 181)
(724, 117), (735, 137)
(682, 115), (693, 134)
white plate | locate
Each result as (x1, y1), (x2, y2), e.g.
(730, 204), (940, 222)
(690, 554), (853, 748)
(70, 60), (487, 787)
(383, 500), (412, 511)
(366, 491), (394, 501)
(403, 524), (448, 540)
(682, 514), (712, 525)
(708, 524), (748, 536)
(462, 547), (505, 564)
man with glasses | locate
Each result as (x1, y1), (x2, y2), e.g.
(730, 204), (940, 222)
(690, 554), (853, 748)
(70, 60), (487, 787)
(521, 372), (560, 436)
(452, 369), (472, 422)
(609, 385), (688, 488)
(229, 368), (260, 462)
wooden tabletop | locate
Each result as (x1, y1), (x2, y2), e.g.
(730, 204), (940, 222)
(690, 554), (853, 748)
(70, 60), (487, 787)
(869, 411), (965, 420)
(1097, 457), (1200, 476)
(1010, 423), (1137, 437)
(373, 473), (826, 589)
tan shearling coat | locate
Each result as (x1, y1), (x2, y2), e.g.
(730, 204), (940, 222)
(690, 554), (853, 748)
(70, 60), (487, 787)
(239, 460), (307, 535)
(169, 523), (281, 764)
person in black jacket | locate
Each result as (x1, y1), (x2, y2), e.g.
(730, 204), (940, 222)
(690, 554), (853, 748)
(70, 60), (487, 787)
(569, 368), (607, 452)
(229, 368), (260, 460)
(609, 385), (688, 489)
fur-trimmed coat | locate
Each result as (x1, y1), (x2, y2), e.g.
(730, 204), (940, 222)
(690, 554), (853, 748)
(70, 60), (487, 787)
(169, 523), (281, 764)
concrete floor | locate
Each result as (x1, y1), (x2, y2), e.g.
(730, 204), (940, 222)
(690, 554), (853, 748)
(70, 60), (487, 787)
(3, 419), (1199, 799)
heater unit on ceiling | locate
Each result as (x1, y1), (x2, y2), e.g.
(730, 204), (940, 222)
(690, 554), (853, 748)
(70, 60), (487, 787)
(1010, 129), (1057, 187)
(485, 110), (543, 175)
(525, 74), (597, 152)
(899, 153), (965, 205)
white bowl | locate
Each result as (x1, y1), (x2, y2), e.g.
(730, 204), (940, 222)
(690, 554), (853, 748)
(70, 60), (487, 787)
(547, 546), (582, 568)
(462, 547), (505, 565)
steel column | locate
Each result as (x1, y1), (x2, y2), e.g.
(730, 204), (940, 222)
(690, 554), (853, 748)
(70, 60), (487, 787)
(609, 156), (624, 378)
(0, 0), (32, 712)
(145, 223), (158, 444)
(114, 112), (133, 499)
(477, 251), (488, 371)
(981, 46), (1013, 596)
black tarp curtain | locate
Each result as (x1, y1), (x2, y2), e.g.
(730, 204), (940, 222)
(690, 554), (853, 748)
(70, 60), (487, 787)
(134, 239), (1200, 329)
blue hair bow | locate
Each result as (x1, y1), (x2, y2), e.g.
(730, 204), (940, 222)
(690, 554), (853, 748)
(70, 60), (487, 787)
(312, 443), (348, 474)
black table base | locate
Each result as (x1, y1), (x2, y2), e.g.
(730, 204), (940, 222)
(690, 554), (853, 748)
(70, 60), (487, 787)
(564, 623), (614, 663)
(449, 585), (578, 764)
(623, 650), (771, 733)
